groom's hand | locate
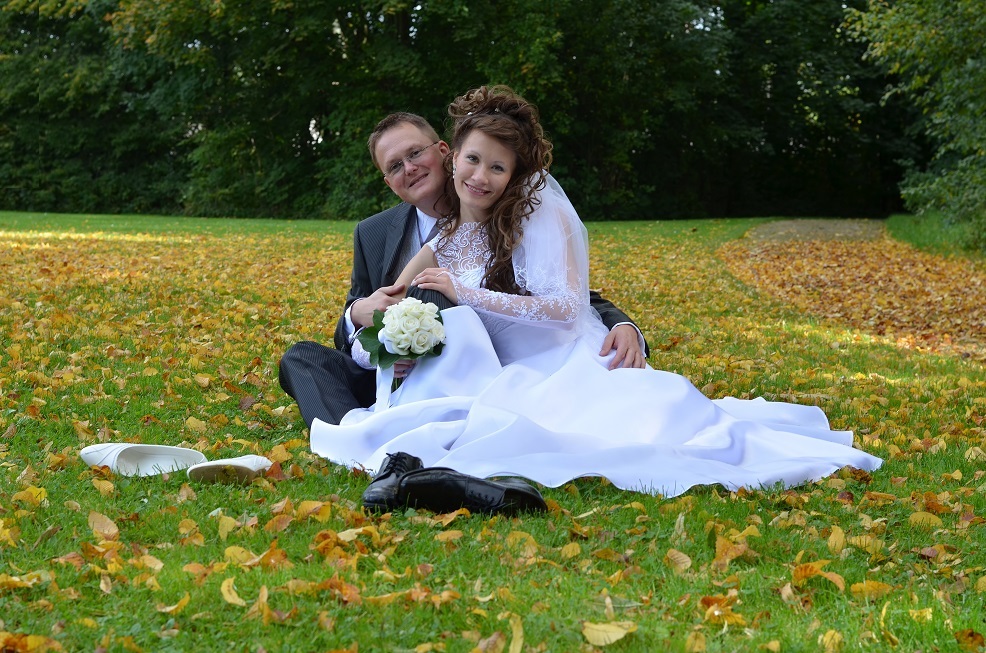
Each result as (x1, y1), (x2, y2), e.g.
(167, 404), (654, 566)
(352, 283), (406, 328)
(394, 359), (415, 379)
(600, 324), (646, 370)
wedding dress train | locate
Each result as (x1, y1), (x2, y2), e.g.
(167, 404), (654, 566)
(310, 178), (882, 497)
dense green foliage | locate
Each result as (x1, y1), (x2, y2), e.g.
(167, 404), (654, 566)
(0, 0), (951, 221)
(848, 0), (986, 249)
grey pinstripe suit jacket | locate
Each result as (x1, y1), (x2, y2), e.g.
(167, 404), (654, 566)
(332, 202), (647, 355)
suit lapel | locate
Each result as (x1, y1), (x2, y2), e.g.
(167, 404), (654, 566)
(381, 204), (417, 284)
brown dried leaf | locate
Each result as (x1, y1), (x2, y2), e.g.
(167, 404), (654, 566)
(665, 548), (692, 574)
(88, 511), (119, 541)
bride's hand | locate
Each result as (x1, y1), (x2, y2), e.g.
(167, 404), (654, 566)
(411, 268), (458, 303)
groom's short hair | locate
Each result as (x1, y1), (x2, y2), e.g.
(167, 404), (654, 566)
(368, 112), (442, 170)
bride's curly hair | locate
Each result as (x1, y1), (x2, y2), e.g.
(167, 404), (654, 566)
(437, 85), (553, 294)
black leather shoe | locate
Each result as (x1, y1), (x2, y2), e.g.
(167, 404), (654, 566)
(362, 452), (424, 512)
(397, 467), (547, 516)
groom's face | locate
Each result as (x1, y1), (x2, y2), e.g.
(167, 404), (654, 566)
(376, 123), (450, 212)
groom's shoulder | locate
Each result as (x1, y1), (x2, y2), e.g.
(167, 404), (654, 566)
(356, 202), (414, 234)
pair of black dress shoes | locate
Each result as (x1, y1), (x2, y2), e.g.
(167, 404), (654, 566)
(361, 452), (547, 516)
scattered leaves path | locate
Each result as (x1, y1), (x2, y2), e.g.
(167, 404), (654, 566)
(720, 219), (986, 360)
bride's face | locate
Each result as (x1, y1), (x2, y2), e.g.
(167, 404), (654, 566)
(453, 130), (516, 221)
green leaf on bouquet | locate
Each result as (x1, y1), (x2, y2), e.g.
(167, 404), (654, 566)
(357, 309), (403, 369)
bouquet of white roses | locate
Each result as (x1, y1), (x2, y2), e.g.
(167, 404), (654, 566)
(357, 297), (445, 410)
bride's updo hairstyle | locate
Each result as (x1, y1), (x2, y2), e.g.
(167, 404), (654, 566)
(440, 85), (554, 295)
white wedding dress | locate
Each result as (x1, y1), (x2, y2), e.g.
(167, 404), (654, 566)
(310, 178), (882, 497)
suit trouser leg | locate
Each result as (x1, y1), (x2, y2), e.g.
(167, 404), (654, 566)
(278, 341), (376, 427)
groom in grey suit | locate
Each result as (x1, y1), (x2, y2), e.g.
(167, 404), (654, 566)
(279, 112), (648, 428)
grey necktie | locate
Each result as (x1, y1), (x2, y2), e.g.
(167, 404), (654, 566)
(423, 221), (440, 245)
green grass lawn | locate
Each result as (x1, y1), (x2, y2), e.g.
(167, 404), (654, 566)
(1, 211), (984, 652)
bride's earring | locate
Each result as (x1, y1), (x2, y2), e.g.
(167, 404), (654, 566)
(452, 163), (457, 178)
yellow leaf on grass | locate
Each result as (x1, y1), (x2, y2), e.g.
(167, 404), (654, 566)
(218, 515), (238, 540)
(818, 630), (843, 653)
(712, 535), (748, 571)
(792, 560), (845, 591)
(976, 576), (986, 593)
(92, 479), (114, 497)
(685, 632), (706, 652)
(581, 621), (637, 646)
(506, 531), (539, 557)
(847, 535), (884, 555)
(185, 416), (208, 433)
(245, 585), (273, 623)
(156, 592), (190, 615)
(178, 518), (198, 534)
(435, 530), (463, 542)
(0, 634), (64, 652)
(194, 374), (211, 388)
(964, 447), (986, 462)
(225, 546), (255, 565)
(12, 486), (47, 507)
(221, 577), (247, 606)
(264, 514), (294, 533)
(909, 512), (943, 528)
(909, 608), (933, 622)
(828, 526), (846, 555)
(560, 542), (581, 560)
(138, 554), (164, 572)
(702, 599), (747, 626)
(177, 483), (197, 503)
(502, 612), (524, 653)
(296, 500), (332, 522)
(850, 580), (893, 600)
(665, 548), (692, 574)
(88, 511), (119, 541)
(0, 571), (52, 590)
(365, 590), (408, 606)
(267, 444), (292, 463)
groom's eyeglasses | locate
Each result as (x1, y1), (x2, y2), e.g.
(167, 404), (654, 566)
(382, 142), (439, 178)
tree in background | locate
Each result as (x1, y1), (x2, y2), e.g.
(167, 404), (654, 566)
(0, 0), (187, 214)
(712, 0), (918, 218)
(848, 0), (986, 247)
(6, 0), (926, 221)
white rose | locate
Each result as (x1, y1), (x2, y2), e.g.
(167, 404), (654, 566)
(381, 320), (401, 341)
(419, 315), (437, 332)
(378, 329), (401, 354)
(410, 331), (434, 355)
(391, 333), (412, 355)
(431, 323), (445, 342)
(398, 314), (420, 335)
(423, 302), (439, 316)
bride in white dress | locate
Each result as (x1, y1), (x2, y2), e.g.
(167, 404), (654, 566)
(309, 86), (882, 497)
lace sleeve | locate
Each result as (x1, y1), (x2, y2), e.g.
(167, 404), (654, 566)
(452, 175), (590, 330)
